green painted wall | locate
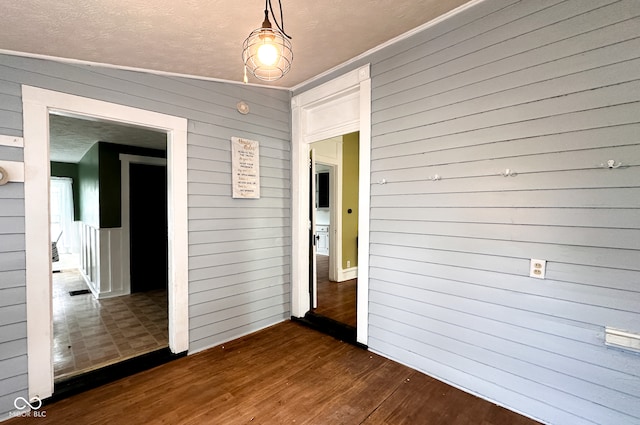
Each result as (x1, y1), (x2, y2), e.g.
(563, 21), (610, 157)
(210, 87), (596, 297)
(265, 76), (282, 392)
(98, 142), (165, 228)
(78, 143), (100, 228)
(99, 142), (122, 228)
(77, 141), (166, 229)
(342, 132), (359, 269)
(50, 161), (80, 220)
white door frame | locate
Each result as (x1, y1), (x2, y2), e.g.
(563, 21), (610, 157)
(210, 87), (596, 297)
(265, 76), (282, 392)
(291, 64), (371, 345)
(22, 86), (189, 400)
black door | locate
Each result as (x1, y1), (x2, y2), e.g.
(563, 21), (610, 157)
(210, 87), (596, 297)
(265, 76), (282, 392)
(129, 163), (168, 292)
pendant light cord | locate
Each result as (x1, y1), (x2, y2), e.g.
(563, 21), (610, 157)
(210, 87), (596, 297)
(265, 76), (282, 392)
(266, 0), (292, 39)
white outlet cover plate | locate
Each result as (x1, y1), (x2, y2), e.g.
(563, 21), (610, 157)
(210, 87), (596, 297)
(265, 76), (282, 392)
(530, 259), (546, 279)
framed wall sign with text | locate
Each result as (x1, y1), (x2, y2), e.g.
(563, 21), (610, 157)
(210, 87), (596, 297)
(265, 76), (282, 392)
(231, 137), (260, 199)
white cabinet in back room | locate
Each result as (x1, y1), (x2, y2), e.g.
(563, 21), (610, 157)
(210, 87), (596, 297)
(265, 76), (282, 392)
(316, 225), (329, 255)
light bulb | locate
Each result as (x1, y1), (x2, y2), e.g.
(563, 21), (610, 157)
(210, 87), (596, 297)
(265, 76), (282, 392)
(257, 43), (279, 66)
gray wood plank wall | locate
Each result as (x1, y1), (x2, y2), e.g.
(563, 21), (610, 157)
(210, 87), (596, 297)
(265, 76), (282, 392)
(297, 0), (640, 424)
(0, 169), (27, 420)
(366, 1), (640, 424)
(0, 54), (290, 418)
(2, 0), (639, 423)
(0, 72), (28, 418)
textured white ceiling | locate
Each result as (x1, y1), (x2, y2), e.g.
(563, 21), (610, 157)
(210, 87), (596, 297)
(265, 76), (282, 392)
(1, 0), (470, 88)
(7, 0), (471, 161)
(49, 115), (166, 163)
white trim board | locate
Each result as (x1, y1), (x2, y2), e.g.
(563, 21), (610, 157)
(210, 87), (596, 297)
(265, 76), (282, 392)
(291, 64), (371, 345)
(0, 160), (24, 182)
(21, 86), (189, 401)
(0, 135), (24, 147)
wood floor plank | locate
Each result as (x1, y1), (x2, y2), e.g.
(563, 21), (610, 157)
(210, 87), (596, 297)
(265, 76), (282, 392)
(7, 321), (540, 425)
(314, 254), (357, 327)
(304, 359), (412, 424)
(362, 371), (537, 425)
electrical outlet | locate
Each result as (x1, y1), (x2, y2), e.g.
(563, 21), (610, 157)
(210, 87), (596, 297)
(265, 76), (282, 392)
(347, 260), (351, 268)
(530, 259), (546, 279)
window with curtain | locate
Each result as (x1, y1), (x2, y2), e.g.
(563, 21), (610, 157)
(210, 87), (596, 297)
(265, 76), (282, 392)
(50, 177), (79, 254)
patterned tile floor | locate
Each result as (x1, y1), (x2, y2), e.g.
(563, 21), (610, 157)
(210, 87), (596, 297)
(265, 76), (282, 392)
(53, 269), (168, 381)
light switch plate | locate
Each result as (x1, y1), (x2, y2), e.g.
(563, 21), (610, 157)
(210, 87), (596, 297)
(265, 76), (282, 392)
(530, 259), (546, 279)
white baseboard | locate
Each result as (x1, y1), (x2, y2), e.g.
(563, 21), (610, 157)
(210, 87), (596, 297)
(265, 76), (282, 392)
(338, 266), (358, 282)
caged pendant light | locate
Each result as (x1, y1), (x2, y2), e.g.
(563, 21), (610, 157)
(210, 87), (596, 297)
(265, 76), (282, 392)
(242, 0), (293, 82)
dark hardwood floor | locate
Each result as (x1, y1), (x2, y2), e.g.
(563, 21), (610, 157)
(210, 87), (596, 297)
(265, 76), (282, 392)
(313, 254), (357, 327)
(9, 321), (540, 425)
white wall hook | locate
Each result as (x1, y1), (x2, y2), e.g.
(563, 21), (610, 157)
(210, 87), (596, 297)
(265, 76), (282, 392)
(501, 168), (517, 177)
(428, 174), (441, 181)
(601, 159), (622, 169)
(378, 178), (387, 185)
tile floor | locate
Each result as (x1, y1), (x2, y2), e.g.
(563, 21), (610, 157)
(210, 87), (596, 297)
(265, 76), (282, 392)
(53, 268), (168, 381)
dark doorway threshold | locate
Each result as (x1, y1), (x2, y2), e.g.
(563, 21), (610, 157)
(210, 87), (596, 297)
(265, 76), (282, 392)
(292, 311), (366, 349)
(46, 348), (185, 405)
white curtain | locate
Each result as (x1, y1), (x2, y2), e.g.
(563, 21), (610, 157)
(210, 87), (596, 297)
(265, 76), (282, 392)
(50, 177), (79, 254)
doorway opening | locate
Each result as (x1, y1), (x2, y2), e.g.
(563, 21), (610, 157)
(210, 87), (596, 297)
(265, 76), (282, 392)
(128, 162), (168, 293)
(305, 133), (359, 340)
(48, 114), (171, 384)
(290, 64), (371, 346)
(22, 86), (189, 401)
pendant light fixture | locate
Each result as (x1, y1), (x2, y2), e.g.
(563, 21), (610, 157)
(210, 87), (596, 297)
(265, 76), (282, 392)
(242, 0), (293, 82)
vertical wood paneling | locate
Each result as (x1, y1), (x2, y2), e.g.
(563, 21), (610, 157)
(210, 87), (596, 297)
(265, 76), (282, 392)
(344, 0), (639, 424)
(0, 53), (290, 418)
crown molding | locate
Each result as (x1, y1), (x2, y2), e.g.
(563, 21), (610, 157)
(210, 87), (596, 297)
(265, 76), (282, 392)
(0, 0), (484, 93)
(290, 0), (486, 92)
(0, 49), (290, 91)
